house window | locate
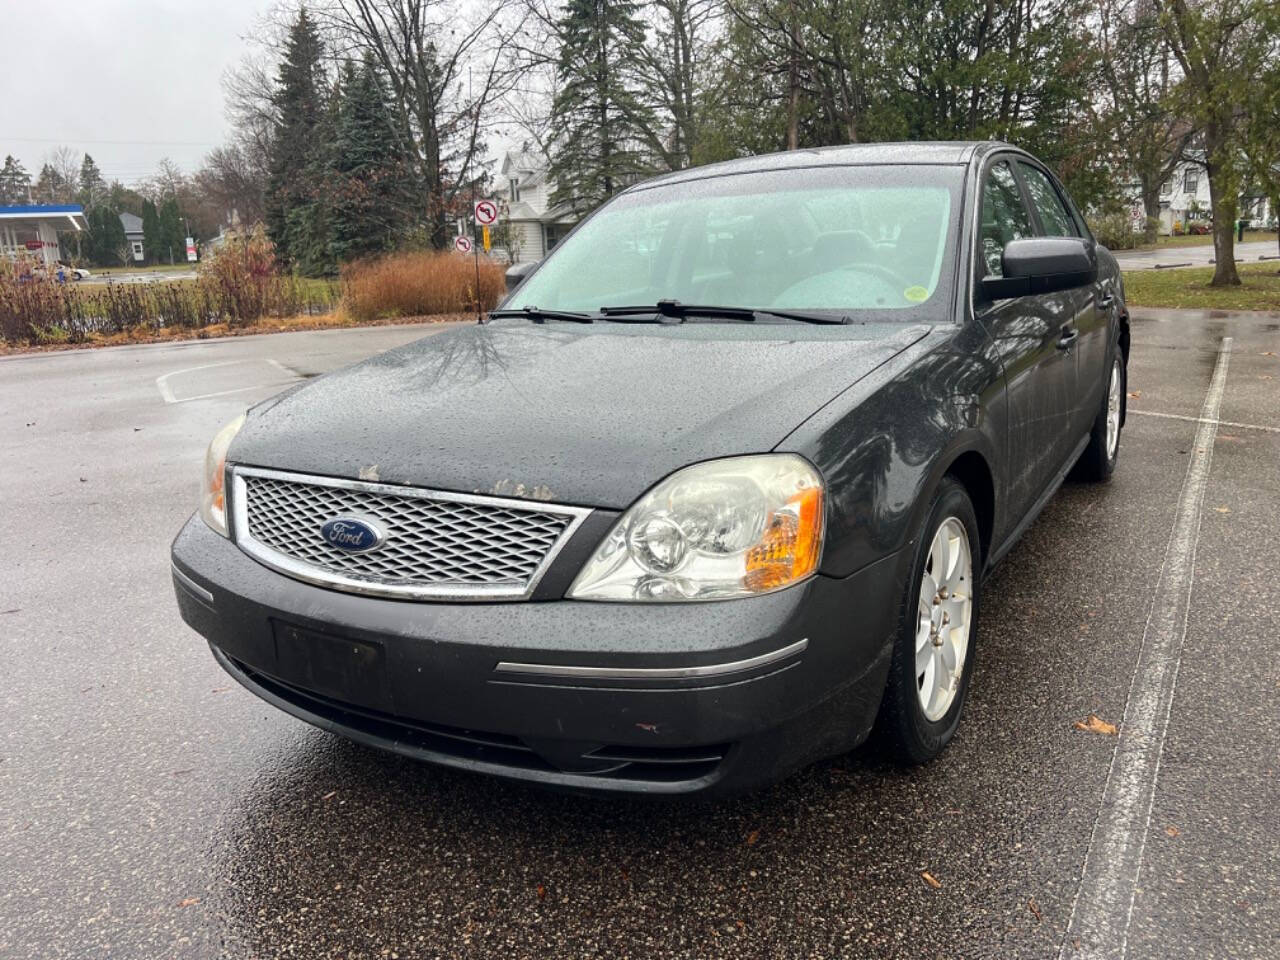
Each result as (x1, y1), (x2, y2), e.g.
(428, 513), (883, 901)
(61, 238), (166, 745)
(544, 222), (571, 251)
(1184, 169), (1199, 193)
(509, 178), (520, 202)
(1159, 179), (1172, 197)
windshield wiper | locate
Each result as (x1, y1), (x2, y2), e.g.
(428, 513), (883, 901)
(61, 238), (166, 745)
(487, 306), (594, 324)
(598, 300), (850, 325)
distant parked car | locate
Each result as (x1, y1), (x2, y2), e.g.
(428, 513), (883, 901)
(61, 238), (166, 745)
(504, 259), (539, 291)
(173, 141), (1129, 796)
(1187, 222), (1211, 235)
(56, 261), (91, 281)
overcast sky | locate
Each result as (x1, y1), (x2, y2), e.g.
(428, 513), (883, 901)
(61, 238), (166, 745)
(0, 0), (269, 187)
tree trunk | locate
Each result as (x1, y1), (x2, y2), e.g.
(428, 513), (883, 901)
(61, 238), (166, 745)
(1141, 182), (1162, 244)
(1205, 147), (1240, 287)
(786, 0), (798, 151)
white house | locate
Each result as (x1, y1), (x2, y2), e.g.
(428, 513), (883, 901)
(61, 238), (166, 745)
(1127, 160), (1274, 235)
(498, 147), (576, 263)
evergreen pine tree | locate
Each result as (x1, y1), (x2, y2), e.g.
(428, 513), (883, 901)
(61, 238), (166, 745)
(79, 154), (106, 208)
(84, 207), (127, 267)
(158, 196), (184, 264)
(548, 0), (655, 215)
(265, 6), (329, 272)
(0, 155), (32, 204)
(141, 199), (161, 263)
(328, 57), (408, 264)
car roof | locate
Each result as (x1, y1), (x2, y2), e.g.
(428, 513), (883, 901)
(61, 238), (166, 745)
(627, 141), (1016, 193)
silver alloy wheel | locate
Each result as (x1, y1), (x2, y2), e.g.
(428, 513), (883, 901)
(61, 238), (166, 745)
(915, 517), (973, 721)
(1105, 358), (1122, 460)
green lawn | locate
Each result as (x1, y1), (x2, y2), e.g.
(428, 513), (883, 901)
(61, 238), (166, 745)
(1128, 229), (1274, 252)
(1122, 262), (1280, 311)
(85, 262), (197, 275)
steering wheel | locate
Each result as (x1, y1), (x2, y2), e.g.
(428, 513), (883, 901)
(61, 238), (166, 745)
(774, 264), (923, 308)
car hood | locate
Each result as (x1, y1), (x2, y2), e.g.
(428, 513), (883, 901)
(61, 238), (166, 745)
(230, 321), (930, 509)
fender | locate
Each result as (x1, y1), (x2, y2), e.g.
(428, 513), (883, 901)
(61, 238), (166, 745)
(783, 323), (1006, 580)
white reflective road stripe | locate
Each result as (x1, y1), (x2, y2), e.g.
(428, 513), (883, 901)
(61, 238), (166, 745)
(495, 638), (809, 680)
(1128, 407), (1280, 435)
(1061, 337), (1232, 959)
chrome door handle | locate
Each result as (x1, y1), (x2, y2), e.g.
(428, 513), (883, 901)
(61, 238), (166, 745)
(1057, 327), (1079, 350)
(1098, 293), (1114, 308)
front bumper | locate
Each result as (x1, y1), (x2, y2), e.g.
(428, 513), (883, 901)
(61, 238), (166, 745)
(171, 515), (902, 795)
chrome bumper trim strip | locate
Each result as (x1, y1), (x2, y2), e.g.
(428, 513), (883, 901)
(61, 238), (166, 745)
(494, 637), (809, 680)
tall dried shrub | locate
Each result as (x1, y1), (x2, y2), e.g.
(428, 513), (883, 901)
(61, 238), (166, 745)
(341, 251), (505, 322)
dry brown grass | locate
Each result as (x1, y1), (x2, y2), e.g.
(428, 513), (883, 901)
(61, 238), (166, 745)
(341, 251), (506, 321)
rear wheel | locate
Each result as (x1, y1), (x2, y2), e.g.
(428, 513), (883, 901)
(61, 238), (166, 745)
(1076, 350), (1125, 482)
(875, 477), (981, 764)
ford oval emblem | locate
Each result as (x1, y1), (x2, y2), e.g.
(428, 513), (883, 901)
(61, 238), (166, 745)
(320, 516), (386, 553)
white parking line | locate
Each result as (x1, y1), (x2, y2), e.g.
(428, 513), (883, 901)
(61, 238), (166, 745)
(1128, 408), (1280, 435)
(1061, 337), (1232, 960)
(155, 360), (249, 404)
(156, 359), (299, 404)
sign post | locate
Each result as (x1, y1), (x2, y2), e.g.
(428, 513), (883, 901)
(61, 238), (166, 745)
(473, 200), (498, 324)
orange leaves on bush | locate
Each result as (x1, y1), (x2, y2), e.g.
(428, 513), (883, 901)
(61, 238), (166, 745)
(341, 250), (506, 322)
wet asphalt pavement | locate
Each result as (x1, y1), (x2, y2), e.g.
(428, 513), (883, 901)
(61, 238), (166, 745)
(2, 312), (1277, 959)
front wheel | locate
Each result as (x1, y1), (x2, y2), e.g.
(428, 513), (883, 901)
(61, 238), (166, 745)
(1076, 351), (1125, 482)
(874, 477), (981, 764)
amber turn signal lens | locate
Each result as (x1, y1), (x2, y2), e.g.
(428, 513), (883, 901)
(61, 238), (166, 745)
(743, 485), (823, 592)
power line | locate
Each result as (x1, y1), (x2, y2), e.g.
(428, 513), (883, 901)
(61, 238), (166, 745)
(2, 136), (217, 147)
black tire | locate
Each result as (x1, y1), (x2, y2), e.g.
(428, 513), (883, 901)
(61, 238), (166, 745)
(1076, 348), (1125, 482)
(874, 476), (982, 765)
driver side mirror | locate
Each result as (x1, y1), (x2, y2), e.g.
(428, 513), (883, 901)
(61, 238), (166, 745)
(982, 237), (1096, 300)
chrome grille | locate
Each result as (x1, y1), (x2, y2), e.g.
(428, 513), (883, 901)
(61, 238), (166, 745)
(230, 467), (590, 600)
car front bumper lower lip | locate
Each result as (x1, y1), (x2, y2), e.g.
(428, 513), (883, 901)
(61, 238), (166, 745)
(170, 514), (902, 795)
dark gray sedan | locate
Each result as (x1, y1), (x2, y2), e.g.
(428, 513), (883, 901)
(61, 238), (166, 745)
(171, 141), (1129, 795)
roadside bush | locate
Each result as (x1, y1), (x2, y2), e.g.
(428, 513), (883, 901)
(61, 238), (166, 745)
(342, 250), (505, 322)
(1088, 212), (1142, 250)
(1, 240), (340, 346)
(198, 225), (308, 326)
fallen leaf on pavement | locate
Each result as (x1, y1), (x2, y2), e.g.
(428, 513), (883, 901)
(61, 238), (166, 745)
(536, 884), (546, 900)
(1127, 390), (1141, 399)
(921, 871), (941, 889)
(746, 830), (760, 846)
(1074, 714), (1118, 736)
(1165, 825), (1180, 837)
(178, 897), (200, 908)
(321, 790), (336, 801)
(1028, 899), (1043, 923)
(1214, 506), (1231, 513)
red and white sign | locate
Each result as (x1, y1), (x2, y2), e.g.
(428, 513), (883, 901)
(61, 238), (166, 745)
(474, 199), (498, 225)
(453, 234), (473, 254)
(185, 237), (198, 262)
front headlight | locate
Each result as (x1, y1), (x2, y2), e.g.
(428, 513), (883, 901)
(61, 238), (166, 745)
(200, 413), (246, 537)
(568, 454), (824, 602)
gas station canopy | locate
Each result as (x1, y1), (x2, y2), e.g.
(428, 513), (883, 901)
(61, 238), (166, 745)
(0, 205), (89, 268)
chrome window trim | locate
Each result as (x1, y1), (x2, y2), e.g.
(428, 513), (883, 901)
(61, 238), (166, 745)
(229, 465), (593, 602)
(493, 638), (809, 680)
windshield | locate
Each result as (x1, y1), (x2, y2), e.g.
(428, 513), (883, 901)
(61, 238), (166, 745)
(508, 164), (964, 320)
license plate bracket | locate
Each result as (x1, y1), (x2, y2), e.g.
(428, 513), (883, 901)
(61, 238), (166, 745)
(271, 621), (389, 708)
